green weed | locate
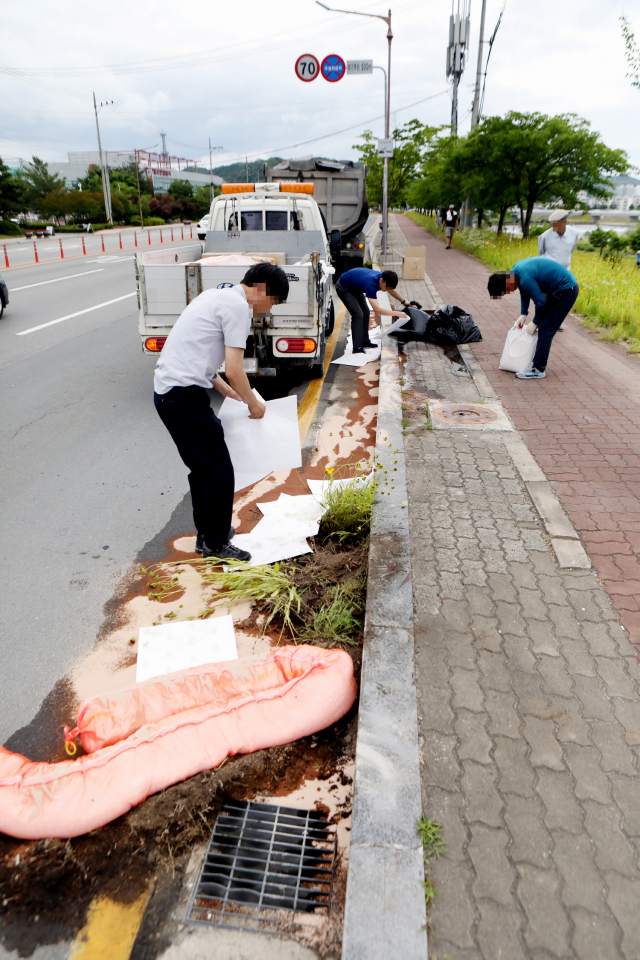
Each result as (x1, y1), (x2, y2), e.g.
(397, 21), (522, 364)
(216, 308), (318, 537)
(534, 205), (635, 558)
(417, 815), (445, 859)
(299, 582), (364, 644)
(197, 560), (302, 635)
(417, 815), (444, 913)
(319, 475), (379, 543)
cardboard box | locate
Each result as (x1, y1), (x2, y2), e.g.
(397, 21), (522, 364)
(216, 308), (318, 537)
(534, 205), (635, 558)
(402, 245), (426, 279)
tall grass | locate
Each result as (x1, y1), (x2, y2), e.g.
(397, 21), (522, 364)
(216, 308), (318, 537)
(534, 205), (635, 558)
(407, 212), (640, 343)
(319, 475), (379, 543)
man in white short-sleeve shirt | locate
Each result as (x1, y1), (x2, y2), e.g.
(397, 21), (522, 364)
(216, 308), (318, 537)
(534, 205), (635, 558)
(154, 262), (289, 562)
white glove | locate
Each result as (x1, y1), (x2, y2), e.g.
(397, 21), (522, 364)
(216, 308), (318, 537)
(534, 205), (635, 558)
(517, 314), (528, 328)
(525, 321), (537, 336)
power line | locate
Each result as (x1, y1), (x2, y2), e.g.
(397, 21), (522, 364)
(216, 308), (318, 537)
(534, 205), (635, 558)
(0, 0), (430, 79)
(238, 89), (449, 162)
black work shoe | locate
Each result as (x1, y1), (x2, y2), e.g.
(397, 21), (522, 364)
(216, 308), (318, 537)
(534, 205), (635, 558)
(363, 340), (378, 349)
(201, 540), (251, 563)
(196, 528), (235, 554)
(352, 347), (367, 355)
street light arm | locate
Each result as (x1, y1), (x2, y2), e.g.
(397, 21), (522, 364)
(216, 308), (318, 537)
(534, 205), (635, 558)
(315, 1), (390, 26)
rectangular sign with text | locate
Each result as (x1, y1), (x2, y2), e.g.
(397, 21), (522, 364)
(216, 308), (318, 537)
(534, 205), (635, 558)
(346, 60), (373, 74)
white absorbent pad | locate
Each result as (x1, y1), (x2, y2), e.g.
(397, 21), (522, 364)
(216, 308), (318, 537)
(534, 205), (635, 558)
(136, 616), (238, 683)
(218, 391), (302, 492)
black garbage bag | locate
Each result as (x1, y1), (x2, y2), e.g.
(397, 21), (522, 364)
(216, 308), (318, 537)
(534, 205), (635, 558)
(425, 304), (482, 345)
(385, 306), (430, 342)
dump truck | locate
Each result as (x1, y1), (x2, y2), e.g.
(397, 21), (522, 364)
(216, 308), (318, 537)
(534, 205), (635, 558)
(264, 157), (368, 278)
(136, 182), (335, 379)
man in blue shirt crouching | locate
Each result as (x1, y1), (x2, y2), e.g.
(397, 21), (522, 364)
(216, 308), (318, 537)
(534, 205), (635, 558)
(487, 258), (579, 379)
(336, 267), (410, 354)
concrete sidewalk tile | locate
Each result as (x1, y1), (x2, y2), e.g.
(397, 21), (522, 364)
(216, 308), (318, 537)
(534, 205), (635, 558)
(516, 863), (573, 955)
(388, 215), (640, 958)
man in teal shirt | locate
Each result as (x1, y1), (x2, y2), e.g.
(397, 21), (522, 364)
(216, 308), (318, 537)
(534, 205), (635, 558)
(487, 258), (579, 379)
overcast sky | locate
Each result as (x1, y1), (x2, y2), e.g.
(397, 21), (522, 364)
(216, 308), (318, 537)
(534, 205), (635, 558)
(2, 0), (639, 172)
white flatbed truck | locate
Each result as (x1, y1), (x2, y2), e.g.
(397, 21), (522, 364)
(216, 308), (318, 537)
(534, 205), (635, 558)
(135, 182), (335, 379)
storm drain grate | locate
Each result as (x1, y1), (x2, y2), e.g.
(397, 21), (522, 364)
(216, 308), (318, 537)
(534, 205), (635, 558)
(186, 799), (336, 933)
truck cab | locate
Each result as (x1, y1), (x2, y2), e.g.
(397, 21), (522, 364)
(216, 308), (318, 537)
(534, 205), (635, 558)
(136, 182), (335, 379)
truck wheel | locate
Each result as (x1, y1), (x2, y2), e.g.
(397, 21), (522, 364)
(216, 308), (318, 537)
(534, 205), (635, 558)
(325, 300), (335, 337)
(302, 339), (326, 380)
(0, 298), (4, 320)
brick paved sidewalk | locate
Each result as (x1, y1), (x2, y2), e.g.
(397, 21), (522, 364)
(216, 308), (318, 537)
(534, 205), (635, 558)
(385, 217), (640, 960)
(397, 214), (640, 647)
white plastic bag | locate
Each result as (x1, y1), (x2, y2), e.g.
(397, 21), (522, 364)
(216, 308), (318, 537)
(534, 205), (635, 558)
(499, 319), (537, 373)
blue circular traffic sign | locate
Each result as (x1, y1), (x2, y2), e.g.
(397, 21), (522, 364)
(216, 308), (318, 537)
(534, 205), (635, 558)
(321, 54), (345, 82)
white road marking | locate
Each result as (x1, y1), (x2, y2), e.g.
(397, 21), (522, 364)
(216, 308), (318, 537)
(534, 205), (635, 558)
(9, 269), (105, 293)
(16, 292), (137, 336)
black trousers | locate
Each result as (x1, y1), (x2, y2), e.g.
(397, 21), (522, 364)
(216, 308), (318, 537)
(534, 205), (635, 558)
(154, 385), (234, 549)
(336, 282), (370, 351)
(532, 284), (580, 371)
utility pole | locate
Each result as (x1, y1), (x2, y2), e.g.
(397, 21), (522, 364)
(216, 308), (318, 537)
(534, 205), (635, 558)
(208, 141), (223, 202)
(446, 1), (470, 136)
(463, 0), (487, 229)
(93, 92), (113, 226)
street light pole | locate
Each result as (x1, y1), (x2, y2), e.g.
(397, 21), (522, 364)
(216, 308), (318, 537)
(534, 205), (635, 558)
(93, 92), (113, 226)
(315, 2), (392, 257)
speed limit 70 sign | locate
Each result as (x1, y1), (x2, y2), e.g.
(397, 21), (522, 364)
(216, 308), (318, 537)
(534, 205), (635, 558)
(295, 54), (320, 82)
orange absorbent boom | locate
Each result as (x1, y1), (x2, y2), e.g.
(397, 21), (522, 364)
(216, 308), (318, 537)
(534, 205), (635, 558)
(0, 646), (356, 840)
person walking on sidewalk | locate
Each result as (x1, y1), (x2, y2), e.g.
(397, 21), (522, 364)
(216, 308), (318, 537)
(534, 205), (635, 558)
(441, 204), (459, 249)
(153, 262), (289, 562)
(335, 267), (409, 354)
(487, 257), (579, 379)
(537, 210), (579, 269)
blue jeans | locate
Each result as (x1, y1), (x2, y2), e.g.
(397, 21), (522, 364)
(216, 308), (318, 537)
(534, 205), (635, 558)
(154, 386), (234, 549)
(532, 284), (579, 371)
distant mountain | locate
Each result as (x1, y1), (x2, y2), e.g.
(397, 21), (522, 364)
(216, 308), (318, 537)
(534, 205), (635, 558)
(211, 158), (284, 183)
(612, 174), (640, 186)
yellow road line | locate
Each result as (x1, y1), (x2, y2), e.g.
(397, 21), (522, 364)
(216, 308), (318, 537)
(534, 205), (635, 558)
(298, 303), (346, 443)
(68, 890), (151, 960)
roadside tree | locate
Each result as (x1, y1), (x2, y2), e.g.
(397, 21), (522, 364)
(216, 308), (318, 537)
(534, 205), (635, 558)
(21, 156), (65, 204)
(466, 113), (628, 238)
(0, 158), (29, 221)
(621, 15), (640, 89)
(354, 120), (440, 208)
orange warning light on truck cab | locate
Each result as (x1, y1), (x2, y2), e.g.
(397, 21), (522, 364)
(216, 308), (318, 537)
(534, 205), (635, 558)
(221, 184), (256, 193)
(221, 182), (314, 195)
(278, 182), (314, 194)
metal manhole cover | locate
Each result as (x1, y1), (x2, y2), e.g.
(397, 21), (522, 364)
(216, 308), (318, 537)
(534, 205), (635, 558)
(186, 799), (336, 934)
(433, 404), (499, 425)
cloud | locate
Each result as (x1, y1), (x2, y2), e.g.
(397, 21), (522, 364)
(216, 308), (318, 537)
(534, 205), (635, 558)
(1, 0), (638, 170)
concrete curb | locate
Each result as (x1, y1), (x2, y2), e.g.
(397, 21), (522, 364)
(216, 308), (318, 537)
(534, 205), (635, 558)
(341, 311), (428, 957)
